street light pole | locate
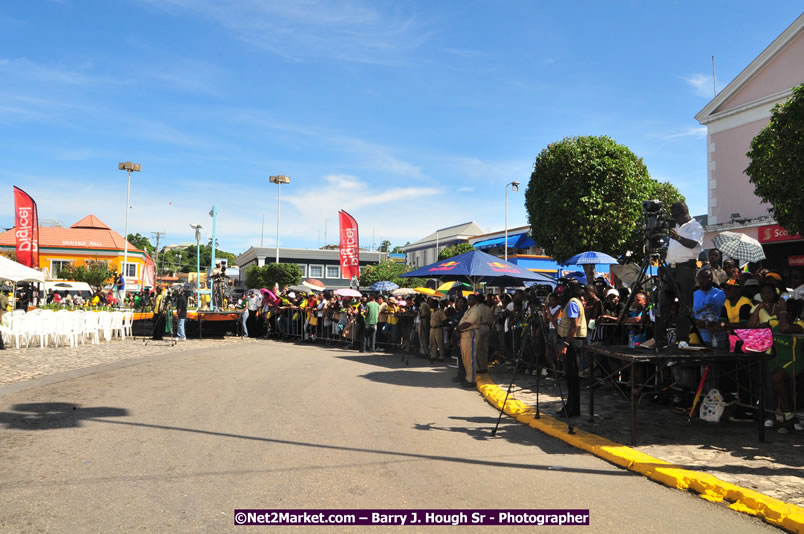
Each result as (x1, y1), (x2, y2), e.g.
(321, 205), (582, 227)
(190, 224), (202, 309)
(269, 175), (290, 264)
(118, 161), (141, 297)
(504, 181), (520, 262)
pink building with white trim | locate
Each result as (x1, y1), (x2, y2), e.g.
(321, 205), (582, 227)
(695, 14), (804, 269)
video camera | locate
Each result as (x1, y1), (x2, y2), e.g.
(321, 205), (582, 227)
(642, 200), (674, 253)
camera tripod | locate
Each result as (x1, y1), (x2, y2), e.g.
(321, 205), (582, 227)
(492, 299), (575, 436)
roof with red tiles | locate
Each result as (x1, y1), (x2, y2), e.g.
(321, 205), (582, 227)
(0, 215), (143, 253)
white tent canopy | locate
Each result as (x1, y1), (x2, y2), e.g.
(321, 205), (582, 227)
(0, 255), (45, 283)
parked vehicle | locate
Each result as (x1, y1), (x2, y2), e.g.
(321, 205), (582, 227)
(44, 281), (93, 299)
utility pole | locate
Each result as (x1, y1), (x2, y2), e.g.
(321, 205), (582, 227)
(151, 232), (166, 275)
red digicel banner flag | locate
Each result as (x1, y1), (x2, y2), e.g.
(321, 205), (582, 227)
(339, 210), (360, 281)
(13, 186), (40, 268)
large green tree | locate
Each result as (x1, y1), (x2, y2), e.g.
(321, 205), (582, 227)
(360, 260), (424, 288)
(438, 242), (474, 260)
(526, 135), (684, 266)
(62, 260), (115, 289)
(245, 263), (302, 290)
(745, 83), (804, 236)
(126, 233), (154, 255)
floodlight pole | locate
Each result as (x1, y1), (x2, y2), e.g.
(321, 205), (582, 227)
(269, 175), (291, 264)
(505, 181), (520, 261)
(118, 161), (141, 297)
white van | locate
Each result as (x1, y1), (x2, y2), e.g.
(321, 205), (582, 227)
(44, 281), (94, 299)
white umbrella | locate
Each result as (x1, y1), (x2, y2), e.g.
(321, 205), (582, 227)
(391, 287), (416, 296)
(334, 288), (362, 297)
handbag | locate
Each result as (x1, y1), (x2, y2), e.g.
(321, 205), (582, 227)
(700, 388), (726, 422)
(733, 328), (773, 353)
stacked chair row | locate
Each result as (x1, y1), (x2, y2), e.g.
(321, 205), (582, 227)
(0, 309), (134, 349)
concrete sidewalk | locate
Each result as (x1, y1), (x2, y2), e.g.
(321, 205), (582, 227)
(0, 337), (260, 387)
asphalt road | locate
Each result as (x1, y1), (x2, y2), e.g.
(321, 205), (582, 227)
(0, 341), (776, 533)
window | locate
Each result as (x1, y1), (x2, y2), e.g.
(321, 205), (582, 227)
(309, 264), (324, 278)
(123, 262), (137, 277)
(325, 265), (340, 279)
(50, 260), (73, 279)
(297, 264), (307, 278)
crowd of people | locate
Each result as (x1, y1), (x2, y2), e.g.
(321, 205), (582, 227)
(218, 249), (803, 428)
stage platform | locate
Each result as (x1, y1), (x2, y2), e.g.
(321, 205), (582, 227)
(132, 310), (243, 339)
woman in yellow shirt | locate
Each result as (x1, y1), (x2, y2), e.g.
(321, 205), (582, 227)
(747, 281), (785, 329)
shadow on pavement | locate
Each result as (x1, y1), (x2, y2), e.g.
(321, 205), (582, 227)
(412, 415), (586, 455)
(0, 402), (129, 430)
(71, 417), (631, 477)
(337, 353), (449, 370)
(358, 369), (457, 388)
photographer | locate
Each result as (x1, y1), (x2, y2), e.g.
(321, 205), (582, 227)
(152, 286), (168, 341)
(556, 282), (586, 417)
(655, 202), (703, 349)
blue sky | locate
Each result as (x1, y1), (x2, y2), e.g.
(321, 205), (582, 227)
(1, 2), (801, 256)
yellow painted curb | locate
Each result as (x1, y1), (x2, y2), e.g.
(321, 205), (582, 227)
(476, 375), (804, 534)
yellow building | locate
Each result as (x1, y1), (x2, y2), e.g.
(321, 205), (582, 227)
(0, 214), (153, 290)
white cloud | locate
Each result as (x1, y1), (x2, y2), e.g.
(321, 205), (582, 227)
(284, 174), (440, 212)
(0, 57), (117, 86)
(0, 169), (453, 255)
(141, 0), (431, 66)
(664, 126), (707, 139)
(682, 73), (718, 98)
(330, 137), (424, 178)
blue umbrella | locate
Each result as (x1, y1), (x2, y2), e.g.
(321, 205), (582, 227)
(564, 251), (619, 265)
(370, 281), (399, 292)
(400, 249), (553, 285)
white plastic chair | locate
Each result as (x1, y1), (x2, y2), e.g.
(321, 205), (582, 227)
(111, 311), (125, 340)
(98, 311), (113, 342)
(39, 310), (59, 348)
(0, 313), (11, 345)
(71, 311), (86, 345)
(122, 311), (134, 338)
(84, 312), (100, 345)
(8, 314), (30, 348)
(54, 311), (81, 348)
(27, 314), (50, 349)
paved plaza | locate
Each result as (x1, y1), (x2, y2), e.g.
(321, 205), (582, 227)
(0, 337), (800, 527)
